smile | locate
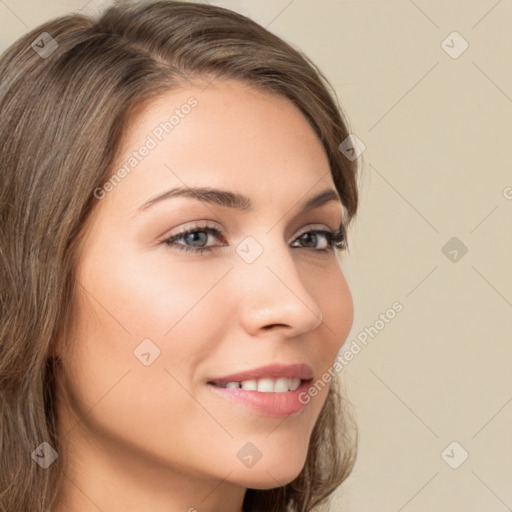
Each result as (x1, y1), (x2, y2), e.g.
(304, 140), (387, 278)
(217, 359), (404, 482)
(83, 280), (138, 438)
(210, 377), (302, 393)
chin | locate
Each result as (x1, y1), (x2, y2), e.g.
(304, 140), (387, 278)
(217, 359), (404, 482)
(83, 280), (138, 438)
(236, 471), (303, 491)
(231, 453), (308, 490)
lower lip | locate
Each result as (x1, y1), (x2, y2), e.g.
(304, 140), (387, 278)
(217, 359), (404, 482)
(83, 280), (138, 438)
(207, 379), (312, 417)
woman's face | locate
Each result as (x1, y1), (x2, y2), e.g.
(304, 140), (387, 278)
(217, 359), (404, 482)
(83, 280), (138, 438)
(55, 79), (354, 506)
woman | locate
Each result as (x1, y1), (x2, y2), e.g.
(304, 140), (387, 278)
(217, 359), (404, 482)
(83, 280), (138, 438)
(0, 1), (360, 511)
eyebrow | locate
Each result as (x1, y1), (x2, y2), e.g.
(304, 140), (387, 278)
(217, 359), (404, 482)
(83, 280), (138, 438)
(136, 186), (342, 217)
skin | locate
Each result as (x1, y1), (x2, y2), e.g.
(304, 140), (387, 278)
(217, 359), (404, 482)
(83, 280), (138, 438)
(53, 79), (354, 512)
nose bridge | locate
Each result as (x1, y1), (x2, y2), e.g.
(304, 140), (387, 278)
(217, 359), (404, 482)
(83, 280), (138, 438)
(234, 231), (323, 334)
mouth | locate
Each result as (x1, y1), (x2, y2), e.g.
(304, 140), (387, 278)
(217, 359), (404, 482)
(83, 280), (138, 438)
(207, 362), (313, 388)
(207, 377), (308, 393)
(206, 363), (315, 417)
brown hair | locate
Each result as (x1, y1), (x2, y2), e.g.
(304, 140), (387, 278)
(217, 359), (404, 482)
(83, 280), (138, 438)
(0, 1), (359, 511)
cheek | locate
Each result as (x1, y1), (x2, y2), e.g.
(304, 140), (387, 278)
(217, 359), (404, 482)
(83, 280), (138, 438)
(69, 245), (229, 399)
(307, 261), (354, 363)
(327, 268), (354, 345)
(290, 262), (353, 413)
(61, 240), (235, 441)
(57, 279), (226, 472)
(77, 233), (231, 337)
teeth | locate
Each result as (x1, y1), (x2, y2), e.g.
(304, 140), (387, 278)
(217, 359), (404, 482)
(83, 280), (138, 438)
(274, 377), (289, 392)
(218, 377), (302, 393)
(288, 377), (301, 391)
(257, 378), (275, 392)
(241, 380), (258, 391)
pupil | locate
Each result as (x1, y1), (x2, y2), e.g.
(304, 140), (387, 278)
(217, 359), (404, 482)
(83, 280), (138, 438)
(302, 233), (317, 247)
(187, 231), (207, 246)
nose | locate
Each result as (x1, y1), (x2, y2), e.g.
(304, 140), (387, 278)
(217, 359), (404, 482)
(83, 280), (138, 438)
(236, 240), (324, 338)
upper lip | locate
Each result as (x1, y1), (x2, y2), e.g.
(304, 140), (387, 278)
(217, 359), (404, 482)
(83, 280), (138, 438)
(208, 363), (314, 385)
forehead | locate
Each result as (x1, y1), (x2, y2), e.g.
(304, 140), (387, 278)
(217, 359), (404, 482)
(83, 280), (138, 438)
(101, 79), (336, 216)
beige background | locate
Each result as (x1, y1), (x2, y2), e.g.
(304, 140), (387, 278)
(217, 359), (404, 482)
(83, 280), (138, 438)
(2, 1), (511, 510)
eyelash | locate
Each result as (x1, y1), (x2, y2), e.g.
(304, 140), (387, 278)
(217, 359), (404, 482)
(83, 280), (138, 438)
(161, 222), (346, 255)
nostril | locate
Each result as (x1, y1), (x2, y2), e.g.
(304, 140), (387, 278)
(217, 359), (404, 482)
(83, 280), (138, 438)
(263, 324), (287, 330)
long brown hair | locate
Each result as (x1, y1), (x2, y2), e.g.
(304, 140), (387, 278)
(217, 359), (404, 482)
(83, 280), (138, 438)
(0, 2), (359, 511)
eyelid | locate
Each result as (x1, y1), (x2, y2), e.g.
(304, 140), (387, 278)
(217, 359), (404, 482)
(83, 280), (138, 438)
(293, 223), (338, 238)
(159, 220), (223, 243)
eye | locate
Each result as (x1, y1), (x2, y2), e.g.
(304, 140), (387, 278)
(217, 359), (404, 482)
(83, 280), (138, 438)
(291, 227), (345, 252)
(161, 222), (225, 255)
(161, 223), (345, 254)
